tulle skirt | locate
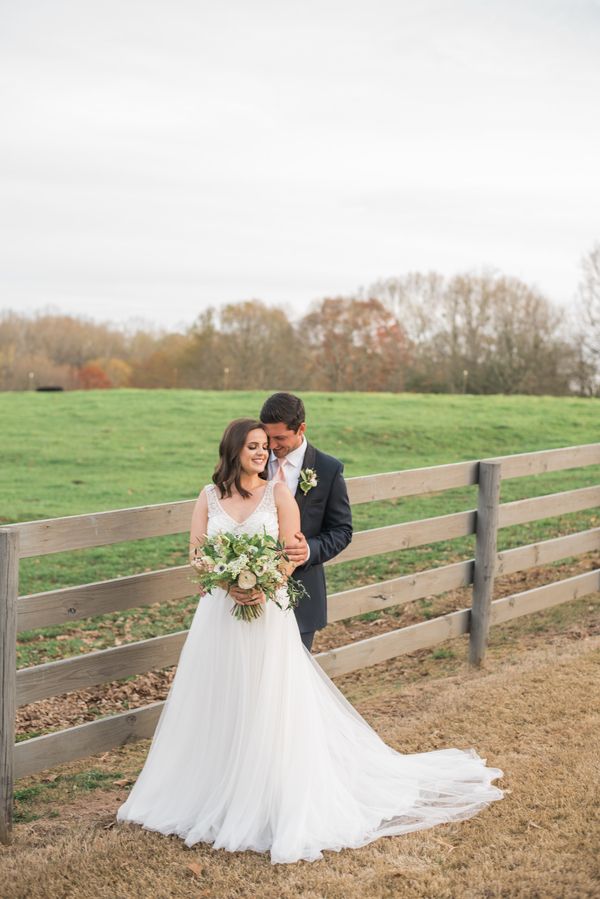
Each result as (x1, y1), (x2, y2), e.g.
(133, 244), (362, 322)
(116, 588), (504, 864)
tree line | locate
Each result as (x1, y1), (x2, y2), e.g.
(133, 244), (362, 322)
(1, 249), (599, 396)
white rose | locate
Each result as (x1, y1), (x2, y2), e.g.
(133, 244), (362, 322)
(237, 570), (257, 589)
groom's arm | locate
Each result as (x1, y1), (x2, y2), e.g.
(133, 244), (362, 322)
(302, 465), (353, 568)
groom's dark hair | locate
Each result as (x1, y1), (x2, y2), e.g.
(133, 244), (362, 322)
(260, 392), (305, 432)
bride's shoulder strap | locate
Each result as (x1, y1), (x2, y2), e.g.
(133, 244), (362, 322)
(203, 483), (219, 515)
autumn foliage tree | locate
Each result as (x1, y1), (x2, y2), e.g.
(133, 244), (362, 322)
(1, 259), (596, 394)
(129, 333), (191, 388)
(300, 298), (411, 391)
(78, 362), (112, 389)
(179, 301), (301, 389)
(366, 270), (576, 395)
(0, 310), (129, 390)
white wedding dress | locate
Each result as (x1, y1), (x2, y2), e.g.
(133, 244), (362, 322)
(116, 480), (504, 864)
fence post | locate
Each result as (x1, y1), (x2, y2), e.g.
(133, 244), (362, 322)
(0, 529), (18, 845)
(469, 461), (501, 667)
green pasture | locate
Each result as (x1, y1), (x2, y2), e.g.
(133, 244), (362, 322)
(1, 389), (598, 673)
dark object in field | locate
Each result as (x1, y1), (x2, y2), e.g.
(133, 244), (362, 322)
(36, 386), (64, 392)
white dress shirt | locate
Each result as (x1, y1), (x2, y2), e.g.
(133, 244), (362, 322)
(267, 436), (311, 562)
(268, 435), (307, 494)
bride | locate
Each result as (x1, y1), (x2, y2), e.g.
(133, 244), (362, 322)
(116, 418), (504, 864)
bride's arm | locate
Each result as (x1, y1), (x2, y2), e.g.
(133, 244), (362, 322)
(274, 482), (301, 571)
(189, 488), (209, 563)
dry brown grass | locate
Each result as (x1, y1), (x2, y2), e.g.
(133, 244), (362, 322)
(2, 593), (600, 899)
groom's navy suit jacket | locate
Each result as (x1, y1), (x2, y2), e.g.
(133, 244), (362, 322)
(290, 443), (353, 634)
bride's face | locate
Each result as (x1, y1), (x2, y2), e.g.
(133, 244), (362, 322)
(239, 428), (269, 476)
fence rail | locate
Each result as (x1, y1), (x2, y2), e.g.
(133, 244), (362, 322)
(1, 441), (599, 842)
(10, 442), (600, 557)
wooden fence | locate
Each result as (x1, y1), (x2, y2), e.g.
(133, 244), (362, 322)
(1, 442), (599, 843)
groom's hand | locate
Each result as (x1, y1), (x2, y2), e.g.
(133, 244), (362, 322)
(285, 531), (309, 565)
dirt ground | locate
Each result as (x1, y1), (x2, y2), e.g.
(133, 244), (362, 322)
(2, 592), (600, 899)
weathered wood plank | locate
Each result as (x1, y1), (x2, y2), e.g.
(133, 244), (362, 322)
(14, 701), (165, 780)
(9, 482), (477, 558)
(18, 520), (598, 636)
(490, 569), (600, 626)
(17, 513), (476, 631)
(488, 442), (600, 480)
(498, 485), (600, 529)
(316, 609), (471, 678)
(327, 560), (473, 621)
(469, 462), (501, 666)
(7, 443), (600, 558)
(496, 528), (600, 576)
(13, 499), (196, 559)
(19, 523), (596, 636)
(346, 461), (478, 504)
(328, 510), (477, 566)
(0, 530), (19, 844)
(346, 444), (600, 504)
(18, 519), (599, 706)
(17, 565), (195, 632)
(17, 563), (475, 705)
(16, 631), (188, 707)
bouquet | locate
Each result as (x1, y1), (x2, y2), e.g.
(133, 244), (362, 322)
(190, 529), (308, 621)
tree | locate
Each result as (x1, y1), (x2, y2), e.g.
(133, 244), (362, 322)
(219, 300), (300, 389)
(0, 310), (132, 390)
(180, 301), (302, 390)
(129, 333), (191, 388)
(366, 270), (571, 394)
(78, 362), (112, 389)
(89, 357), (132, 387)
(362, 271), (447, 344)
(178, 309), (223, 389)
(574, 242), (600, 394)
(299, 298), (411, 391)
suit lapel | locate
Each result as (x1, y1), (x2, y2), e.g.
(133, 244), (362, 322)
(295, 442), (317, 517)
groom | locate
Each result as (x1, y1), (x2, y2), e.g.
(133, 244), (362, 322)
(260, 392), (353, 651)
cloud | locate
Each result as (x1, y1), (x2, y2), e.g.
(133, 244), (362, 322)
(1, 0), (599, 327)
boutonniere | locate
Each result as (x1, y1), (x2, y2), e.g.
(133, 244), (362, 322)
(299, 468), (318, 495)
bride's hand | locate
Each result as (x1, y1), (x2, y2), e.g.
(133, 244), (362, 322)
(229, 586), (266, 606)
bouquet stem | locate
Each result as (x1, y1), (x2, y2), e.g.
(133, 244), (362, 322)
(230, 599), (264, 621)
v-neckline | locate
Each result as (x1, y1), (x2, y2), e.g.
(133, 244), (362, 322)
(212, 482), (271, 526)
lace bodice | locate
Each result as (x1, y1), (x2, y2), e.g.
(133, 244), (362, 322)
(205, 480), (279, 540)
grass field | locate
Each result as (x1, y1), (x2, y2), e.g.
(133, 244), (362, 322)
(2, 390), (598, 668)
(1, 389), (599, 897)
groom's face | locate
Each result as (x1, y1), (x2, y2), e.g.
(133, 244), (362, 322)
(263, 421), (306, 458)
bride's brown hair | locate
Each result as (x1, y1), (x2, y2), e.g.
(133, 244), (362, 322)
(212, 418), (268, 499)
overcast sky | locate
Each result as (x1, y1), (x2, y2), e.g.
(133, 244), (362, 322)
(1, 0), (599, 330)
